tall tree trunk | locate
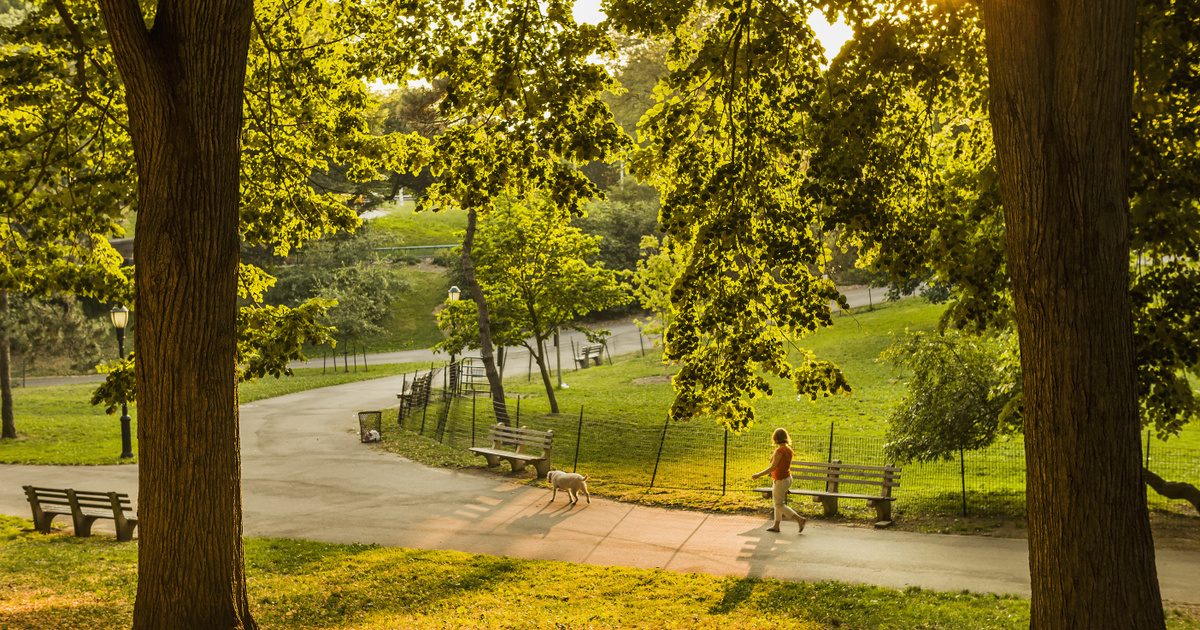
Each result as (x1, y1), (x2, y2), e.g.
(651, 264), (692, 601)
(99, 1), (256, 628)
(531, 338), (559, 414)
(0, 291), (14, 440)
(981, 2), (1163, 627)
(462, 208), (509, 422)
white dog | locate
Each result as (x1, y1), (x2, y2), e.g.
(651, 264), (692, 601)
(546, 470), (590, 505)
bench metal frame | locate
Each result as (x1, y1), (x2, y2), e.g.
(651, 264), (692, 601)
(468, 423), (554, 478)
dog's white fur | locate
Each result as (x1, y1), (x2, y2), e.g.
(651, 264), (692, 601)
(546, 470), (590, 505)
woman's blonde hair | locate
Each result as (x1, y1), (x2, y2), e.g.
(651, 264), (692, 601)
(772, 428), (790, 445)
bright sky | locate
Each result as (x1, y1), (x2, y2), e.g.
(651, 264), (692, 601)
(572, 0), (854, 59)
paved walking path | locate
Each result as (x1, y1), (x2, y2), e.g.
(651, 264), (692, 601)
(2, 374), (1198, 605)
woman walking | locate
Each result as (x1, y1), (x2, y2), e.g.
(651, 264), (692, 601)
(751, 428), (807, 533)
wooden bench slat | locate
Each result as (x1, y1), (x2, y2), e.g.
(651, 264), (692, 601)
(788, 475), (901, 488)
(790, 469), (900, 482)
(492, 426), (555, 436)
(793, 489), (898, 502)
(791, 461), (901, 473)
(468, 447), (544, 461)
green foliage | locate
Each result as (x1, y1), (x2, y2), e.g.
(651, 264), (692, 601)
(2, 1), (432, 418)
(574, 182), (661, 272)
(89, 353), (135, 416)
(364, 0), (631, 219)
(239, 0), (428, 257)
(237, 300), (337, 381)
(6, 294), (109, 374)
(0, 1), (133, 303)
(631, 234), (686, 339)
(604, 33), (670, 141)
(880, 331), (1017, 463)
(613, 2), (849, 430)
(808, 0), (1200, 440)
(436, 196), (630, 388)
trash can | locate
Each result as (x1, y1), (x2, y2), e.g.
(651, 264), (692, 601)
(358, 411), (382, 443)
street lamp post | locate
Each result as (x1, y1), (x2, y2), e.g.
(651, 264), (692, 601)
(447, 286), (461, 364)
(110, 306), (133, 459)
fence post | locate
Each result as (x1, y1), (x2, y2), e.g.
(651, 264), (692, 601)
(573, 406), (584, 473)
(399, 374), (408, 426)
(722, 427), (729, 495)
(827, 421), (834, 462)
(420, 368), (433, 434)
(471, 394), (477, 447)
(648, 415), (670, 491)
(959, 446), (968, 517)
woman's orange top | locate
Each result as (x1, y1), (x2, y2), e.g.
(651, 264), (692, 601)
(771, 444), (793, 480)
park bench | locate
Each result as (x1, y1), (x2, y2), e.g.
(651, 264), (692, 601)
(23, 485), (139, 541)
(468, 423), (554, 478)
(753, 460), (902, 526)
(574, 343), (604, 368)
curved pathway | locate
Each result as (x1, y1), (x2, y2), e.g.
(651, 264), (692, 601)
(1, 374), (1198, 605)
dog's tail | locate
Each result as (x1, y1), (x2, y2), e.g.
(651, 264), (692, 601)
(582, 475), (589, 481)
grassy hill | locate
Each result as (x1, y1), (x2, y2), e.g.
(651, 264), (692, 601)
(387, 299), (1200, 520)
(364, 200), (467, 247)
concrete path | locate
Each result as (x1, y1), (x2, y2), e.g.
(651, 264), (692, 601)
(2, 374), (1198, 605)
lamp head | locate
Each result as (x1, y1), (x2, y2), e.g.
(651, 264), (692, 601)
(110, 305), (130, 330)
(448, 286), (461, 301)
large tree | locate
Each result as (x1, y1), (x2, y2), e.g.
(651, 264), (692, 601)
(438, 196), (629, 412)
(7, 0), (417, 625)
(981, 2), (1161, 624)
(609, 0), (1175, 625)
(362, 0), (628, 421)
(96, 0), (257, 625)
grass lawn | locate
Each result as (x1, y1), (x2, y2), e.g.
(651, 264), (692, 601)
(0, 364), (423, 465)
(0, 515), (1052, 629)
(384, 299), (1200, 522)
(366, 200), (467, 247)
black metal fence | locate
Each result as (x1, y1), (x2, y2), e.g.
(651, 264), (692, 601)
(387, 366), (1200, 519)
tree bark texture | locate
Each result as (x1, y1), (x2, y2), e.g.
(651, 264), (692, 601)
(532, 337), (559, 413)
(981, 1), (1164, 627)
(98, 1), (256, 628)
(0, 291), (14, 439)
(462, 208), (509, 422)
